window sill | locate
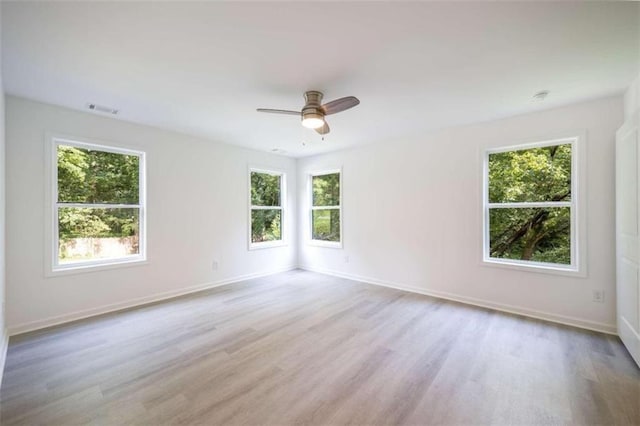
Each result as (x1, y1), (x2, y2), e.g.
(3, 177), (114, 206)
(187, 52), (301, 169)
(47, 257), (149, 277)
(249, 241), (287, 251)
(481, 257), (586, 278)
(308, 240), (343, 249)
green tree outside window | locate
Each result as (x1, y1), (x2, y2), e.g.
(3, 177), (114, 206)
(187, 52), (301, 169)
(487, 142), (573, 266)
(250, 171), (283, 244)
(56, 143), (143, 265)
(311, 172), (341, 243)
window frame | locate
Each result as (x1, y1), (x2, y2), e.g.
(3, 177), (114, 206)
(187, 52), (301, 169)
(482, 136), (584, 275)
(248, 167), (287, 250)
(309, 168), (343, 249)
(48, 136), (147, 274)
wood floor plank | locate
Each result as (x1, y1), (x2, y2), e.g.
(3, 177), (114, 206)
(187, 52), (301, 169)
(1, 270), (638, 425)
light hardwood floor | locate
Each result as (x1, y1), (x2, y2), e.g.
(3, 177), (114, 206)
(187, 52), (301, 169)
(1, 270), (638, 425)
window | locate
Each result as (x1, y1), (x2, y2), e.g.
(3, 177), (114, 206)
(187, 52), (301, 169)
(310, 170), (342, 247)
(250, 169), (285, 248)
(484, 138), (578, 271)
(53, 138), (145, 270)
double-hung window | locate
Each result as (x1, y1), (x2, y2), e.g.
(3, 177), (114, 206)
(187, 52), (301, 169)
(53, 138), (146, 270)
(484, 138), (578, 272)
(310, 170), (342, 247)
(250, 169), (285, 248)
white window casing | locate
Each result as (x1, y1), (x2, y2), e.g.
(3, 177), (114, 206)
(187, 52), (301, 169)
(248, 167), (286, 250)
(482, 136), (586, 276)
(46, 135), (147, 275)
(309, 169), (342, 249)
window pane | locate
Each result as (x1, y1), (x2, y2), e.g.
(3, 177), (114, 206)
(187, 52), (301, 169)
(57, 144), (140, 204)
(251, 172), (281, 207)
(58, 207), (140, 264)
(489, 207), (570, 265)
(488, 144), (571, 203)
(312, 209), (340, 242)
(312, 173), (340, 206)
(251, 209), (282, 243)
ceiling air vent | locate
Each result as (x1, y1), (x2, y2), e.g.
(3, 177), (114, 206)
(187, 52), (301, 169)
(86, 103), (119, 115)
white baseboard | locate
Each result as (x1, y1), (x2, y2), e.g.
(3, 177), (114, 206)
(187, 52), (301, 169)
(300, 265), (617, 335)
(8, 265), (297, 336)
(0, 327), (8, 388)
(7, 264), (618, 337)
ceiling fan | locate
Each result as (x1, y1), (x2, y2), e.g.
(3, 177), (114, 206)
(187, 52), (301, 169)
(257, 91), (360, 135)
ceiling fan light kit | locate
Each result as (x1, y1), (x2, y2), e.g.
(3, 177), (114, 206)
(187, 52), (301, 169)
(301, 111), (324, 129)
(257, 90), (360, 136)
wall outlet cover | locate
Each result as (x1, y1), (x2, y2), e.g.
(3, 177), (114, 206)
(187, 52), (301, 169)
(592, 290), (604, 303)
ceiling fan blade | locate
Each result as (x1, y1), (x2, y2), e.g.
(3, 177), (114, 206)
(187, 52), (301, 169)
(256, 108), (300, 116)
(321, 96), (360, 115)
(315, 121), (330, 135)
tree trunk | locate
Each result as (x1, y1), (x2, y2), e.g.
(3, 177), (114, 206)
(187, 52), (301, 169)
(490, 189), (571, 258)
(522, 232), (546, 260)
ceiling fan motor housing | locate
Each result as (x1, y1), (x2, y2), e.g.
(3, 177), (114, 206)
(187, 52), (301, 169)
(302, 107), (324, 122)
(304, 90), (323, 106)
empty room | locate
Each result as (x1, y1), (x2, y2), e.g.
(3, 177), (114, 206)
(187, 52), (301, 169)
(0, 1), (639, 425)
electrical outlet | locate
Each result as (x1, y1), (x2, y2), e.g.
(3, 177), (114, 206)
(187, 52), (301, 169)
(592, 290), (604, 303)
(344, 256), (349, 263)
(212, 260), (219, 271)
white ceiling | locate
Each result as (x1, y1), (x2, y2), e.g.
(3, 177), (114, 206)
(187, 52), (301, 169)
(3, 2), (639, 157)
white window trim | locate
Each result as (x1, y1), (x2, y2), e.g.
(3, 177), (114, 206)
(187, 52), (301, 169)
(46, 135), (147, 275)
(309, 168), (343, 249)
(482, 136), (586, 276)
(248, 167), (287, 250)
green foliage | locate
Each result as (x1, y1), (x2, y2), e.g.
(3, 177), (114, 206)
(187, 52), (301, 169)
(312, 173), (340, 206)
(251, 172), (281, 206)
(490, 208), (570, 264)
(489, 144), (571, 203)
(312, 209), (340, 242)
(250, 172), (282, 243)
(311, 173), (341, 241)
(59, 208), (139, 239)
(489, 144), (572, 265)
(58, 145), (139, 204)
(251, 210), (282, 243)
(57, 145), (140, 246)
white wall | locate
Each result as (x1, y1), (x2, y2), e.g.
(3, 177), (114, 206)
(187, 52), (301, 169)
(624, 75), (640, 119)
(2, 94), (627, 335)
(627, 5), (640, 119)
(6, 96), (297, 333)
(298, 95), (623, 333)
(0, 3), (7, 381)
